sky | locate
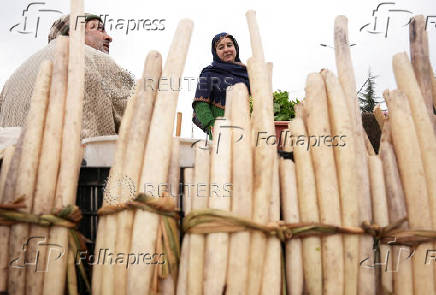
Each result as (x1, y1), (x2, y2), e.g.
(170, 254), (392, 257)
(1, 0), (435, 139)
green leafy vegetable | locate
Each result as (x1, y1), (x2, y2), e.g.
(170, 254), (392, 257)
(273, 90), (300, 121)
(249, 90), (300, 121)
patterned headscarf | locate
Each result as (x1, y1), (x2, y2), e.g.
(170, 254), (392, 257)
(48, 13), (103, 43)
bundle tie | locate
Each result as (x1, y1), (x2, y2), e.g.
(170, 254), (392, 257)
(0, 196), (82, 228)
(0, 197), (90, 295)
(97, 192), (180, 294)
(183, 209), (434, 248)
(97, 192), (180, 219)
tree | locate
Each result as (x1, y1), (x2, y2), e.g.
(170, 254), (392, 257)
(358, 69), (383, 113)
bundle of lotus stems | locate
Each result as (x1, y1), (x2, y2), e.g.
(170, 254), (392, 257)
(174, 12), (436, 295)
(2, 3), (436, 294)
(0, 1), (84, 294)
(281, 14), (435, 295)
(2, 59), (53, 295)
(43, 2), (85, 294)
(91, 19), (193, 295)
(91, 77), (142, 295)
(128, 19), (192, 295)
(176, 10), (278, 295)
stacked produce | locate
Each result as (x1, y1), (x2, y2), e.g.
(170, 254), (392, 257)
(91, 19), (193, 295)
(176, 12), (436, 295)
(300, 72), (344, 295)
(226, 83), (254, 295)
(245, 11), (278, 295)
(280, 14), (435, 295)
(127, 18), (192, 295)
(0, 1), (85, 294)
(1, 3), (436, 294)
(2, 59), (53, 295)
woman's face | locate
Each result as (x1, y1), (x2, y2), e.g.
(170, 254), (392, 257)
(215, 37), (236, 63)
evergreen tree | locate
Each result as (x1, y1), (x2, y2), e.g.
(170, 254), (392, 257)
(358, 70), (382, 112)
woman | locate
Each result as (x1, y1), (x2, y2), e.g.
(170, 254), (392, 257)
(192, 32), (250, 136)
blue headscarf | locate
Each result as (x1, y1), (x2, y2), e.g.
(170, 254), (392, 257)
(192, 32), (250, 131)
(202, 32), (248, 83)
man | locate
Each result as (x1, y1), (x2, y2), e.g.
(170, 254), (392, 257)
(0, 14), (135, 139)
(48, 14), (112, 53)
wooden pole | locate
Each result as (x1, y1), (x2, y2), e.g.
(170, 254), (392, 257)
(158, 135), (181, 294)
(168, 136), (181, 199)
(176, 112), (182, 137)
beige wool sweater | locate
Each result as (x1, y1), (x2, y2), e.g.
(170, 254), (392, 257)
(0, 39), (135, 139)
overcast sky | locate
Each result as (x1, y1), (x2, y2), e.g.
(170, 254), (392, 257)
(1, 0), (435, 138)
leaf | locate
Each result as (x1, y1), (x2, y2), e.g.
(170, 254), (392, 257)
(275, 114), (289, 121)
(273, 102), (281, 114)
(251, 90), (301, 120)
(272, 90), (301, 121)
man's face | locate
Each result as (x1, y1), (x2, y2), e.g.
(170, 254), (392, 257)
(85, 19), (112, 54)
